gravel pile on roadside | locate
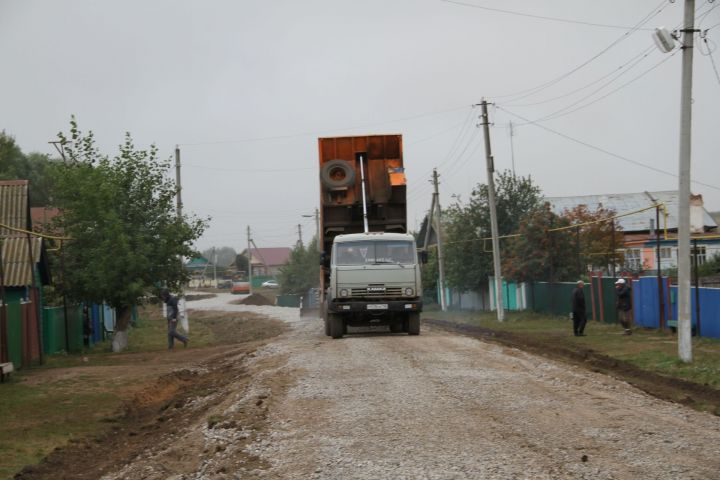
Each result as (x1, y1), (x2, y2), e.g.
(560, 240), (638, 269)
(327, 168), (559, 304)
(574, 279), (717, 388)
(238, 293), (274, 306)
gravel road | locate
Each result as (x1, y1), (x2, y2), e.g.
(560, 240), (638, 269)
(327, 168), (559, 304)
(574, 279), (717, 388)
(111, 293), (720, 479)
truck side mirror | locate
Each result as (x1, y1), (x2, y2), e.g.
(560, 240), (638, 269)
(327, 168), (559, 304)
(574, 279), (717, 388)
(419, 250), (428, 264)
(320, 252), (330, 267)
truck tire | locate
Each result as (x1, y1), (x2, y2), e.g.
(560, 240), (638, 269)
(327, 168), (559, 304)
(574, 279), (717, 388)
(329, 313), (344, 339)
(320, 160), (355, 190)
(322, 303), (331, 336)
(407, 312), (420, 335)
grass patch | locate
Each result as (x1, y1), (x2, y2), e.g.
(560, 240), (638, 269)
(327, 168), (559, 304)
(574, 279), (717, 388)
(424, 306), (720, 388)
(0, 379), (123, 479)
(0, 305), (285, 478)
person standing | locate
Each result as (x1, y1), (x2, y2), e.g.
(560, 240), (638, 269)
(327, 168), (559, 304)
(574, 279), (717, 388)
(160, 289), (188, 349)
(615, 278), (633, 335)
(571, 280), (587, 336)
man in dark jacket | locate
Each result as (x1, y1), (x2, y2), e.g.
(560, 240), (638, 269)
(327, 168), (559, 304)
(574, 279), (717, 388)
(615, 278), (633, 335)
(571, 280), (587, 336)
(160, 289), (189, 349)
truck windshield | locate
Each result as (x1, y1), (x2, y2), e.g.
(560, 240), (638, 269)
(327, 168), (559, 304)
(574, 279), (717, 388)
(335, 240), (416, 266)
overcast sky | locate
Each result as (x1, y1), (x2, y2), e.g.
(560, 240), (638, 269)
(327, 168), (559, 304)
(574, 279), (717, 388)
(2, 0), (719, 253)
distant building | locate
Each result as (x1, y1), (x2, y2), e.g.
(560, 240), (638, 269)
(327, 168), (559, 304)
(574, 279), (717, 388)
(240, 247), (292, 277)
(545, 191), (719, 274)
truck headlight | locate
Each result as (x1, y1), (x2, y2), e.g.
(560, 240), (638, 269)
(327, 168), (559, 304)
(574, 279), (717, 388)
(404, 287), (414, 296)
(340, 288), (349, 297)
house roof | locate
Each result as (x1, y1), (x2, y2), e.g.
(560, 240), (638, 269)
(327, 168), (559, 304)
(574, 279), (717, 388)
(1, 180), (51, 286)
(0, 180), (29, 236)
(31, 207), (61, 233)
(185, 256), (211, 271)
(545, 191), (718, 233)
(0, 237), (43, 286)
(245, 247), (292, 267)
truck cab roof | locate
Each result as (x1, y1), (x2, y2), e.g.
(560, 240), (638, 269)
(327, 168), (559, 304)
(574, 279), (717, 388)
(333, 232), (414, 243)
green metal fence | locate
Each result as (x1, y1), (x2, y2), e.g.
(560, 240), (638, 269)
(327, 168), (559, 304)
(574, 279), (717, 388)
(42, 305), (84, 354)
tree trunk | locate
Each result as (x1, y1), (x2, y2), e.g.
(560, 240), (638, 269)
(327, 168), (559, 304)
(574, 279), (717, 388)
(111, 305), (132, 352)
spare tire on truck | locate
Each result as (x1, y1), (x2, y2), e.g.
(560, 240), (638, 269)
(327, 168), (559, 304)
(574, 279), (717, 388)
(320, 159), (355, 189)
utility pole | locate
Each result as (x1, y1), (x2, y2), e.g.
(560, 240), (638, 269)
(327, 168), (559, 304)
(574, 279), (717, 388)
(212, 247), (218, 287)
(480, 99), (505, 321)
(175, 145), (182, 218)
(302, 208), (321, 252)
(655, 205), (665, 330)
(247, 226), (253, 294)
(297, 224), (303, 246)
(508, 121), (516, 176)
(314, 208), (320, 252)
(432, 169), (447, 311)
(677, 0), (695, 363)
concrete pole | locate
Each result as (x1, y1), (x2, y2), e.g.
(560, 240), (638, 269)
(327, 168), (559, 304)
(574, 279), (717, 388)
(480, 99), (505, 321)
(432, 169), (447, 311)
(175, 146), (182, 218)
(315, 208), (320, 252)
(677, 0), (695, 363)
(247, 226), (253, 294)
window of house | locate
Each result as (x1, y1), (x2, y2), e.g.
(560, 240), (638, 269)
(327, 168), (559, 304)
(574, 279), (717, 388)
(625, 248), (642, 271)
(659, 247), (673, 259)
(691, 245), (707, 265)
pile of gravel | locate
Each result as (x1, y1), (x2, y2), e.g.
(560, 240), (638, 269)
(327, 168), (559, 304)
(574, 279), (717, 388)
(238, 293), (274, 306)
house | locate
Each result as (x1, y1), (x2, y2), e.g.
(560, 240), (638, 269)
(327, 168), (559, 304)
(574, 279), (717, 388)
(545, 191), (719, 274)
(0, 180), (53, 366)
(240, 247), (292, 277)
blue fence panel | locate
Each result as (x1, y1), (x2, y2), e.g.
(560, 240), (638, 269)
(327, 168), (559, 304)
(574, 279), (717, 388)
(102, 304), (115, 333)
(668, 286), (720, 338)
(91, 304), (102, 343)
(697, 288), (720, 338)
(632, 277), (671, 329)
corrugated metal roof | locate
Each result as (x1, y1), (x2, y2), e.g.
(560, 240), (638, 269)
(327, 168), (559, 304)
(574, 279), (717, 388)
(1, 180), (50, 286)
(0, 180), (29, 236)
(0, 237), (42, 286)
(545, 191), (718, 232)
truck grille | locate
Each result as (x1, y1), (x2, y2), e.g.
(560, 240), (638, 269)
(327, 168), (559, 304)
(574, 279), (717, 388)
(350, 287), (403, 298)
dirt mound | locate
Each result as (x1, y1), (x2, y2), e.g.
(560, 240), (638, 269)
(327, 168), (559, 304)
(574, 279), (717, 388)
(238, 293), (274, 306)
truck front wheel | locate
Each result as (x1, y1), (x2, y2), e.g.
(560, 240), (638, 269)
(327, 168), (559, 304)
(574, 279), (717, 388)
(329, 313), (344, 339)
(322, 303), (331, 336)
(407, 312), (420, 336)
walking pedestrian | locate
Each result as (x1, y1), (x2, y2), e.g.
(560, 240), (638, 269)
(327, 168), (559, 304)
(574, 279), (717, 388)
(615, 278), (633, 335)
(571, 280), (587, 336)
(160, 289), (188, 349)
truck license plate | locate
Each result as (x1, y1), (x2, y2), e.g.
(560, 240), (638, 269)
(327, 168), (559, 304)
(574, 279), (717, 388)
(367, 304), (389, 310)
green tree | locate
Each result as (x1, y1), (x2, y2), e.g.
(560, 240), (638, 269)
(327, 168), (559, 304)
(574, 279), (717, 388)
(234, 253), (249, 276)
(0, 131), (56, 206)
(561, 204), (624, 274)
(443, 171), (543, 291)
(502, 203), (576, 283)
(51, 119), (206, 351)
(278, 238), (320, 294)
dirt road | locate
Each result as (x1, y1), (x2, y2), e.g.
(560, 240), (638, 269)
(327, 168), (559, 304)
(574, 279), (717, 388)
(20, 293), (720, 479)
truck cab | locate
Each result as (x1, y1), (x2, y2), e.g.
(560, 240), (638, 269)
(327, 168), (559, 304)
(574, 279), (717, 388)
(324, 232), (422, 338)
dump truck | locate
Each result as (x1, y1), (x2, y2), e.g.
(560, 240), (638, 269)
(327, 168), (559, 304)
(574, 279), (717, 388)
(318, 134), (424, 338)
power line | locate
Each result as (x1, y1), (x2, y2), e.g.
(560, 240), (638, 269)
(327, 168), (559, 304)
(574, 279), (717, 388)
(488, 0), (670, 102)
(504, 45), (656, 108)
(440, 0), (659, 31)
(178, 105), (468, 147)
(496, 106), (720, 192)
(699, 35), (720, 86)
(509, 49), (679, 126)
(183, 163), (313, 173)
